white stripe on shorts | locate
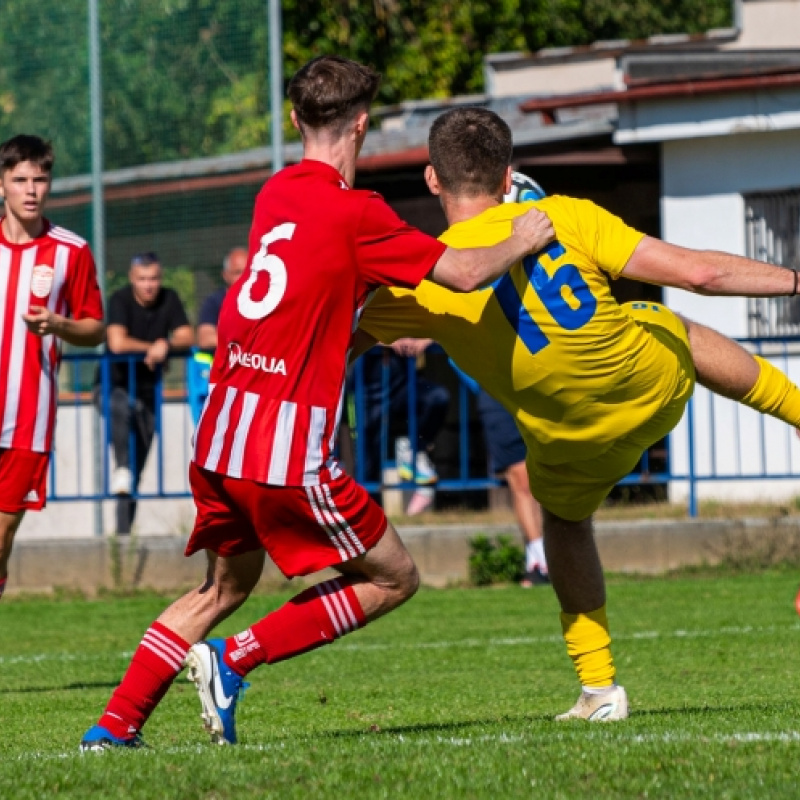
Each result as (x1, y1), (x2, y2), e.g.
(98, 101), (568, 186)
(321, 483), (365, 557)
(305, 486), (351, 561)
(313, 484), (362, 560)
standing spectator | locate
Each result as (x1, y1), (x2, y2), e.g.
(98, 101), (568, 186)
(104, 252), (193, 534)
(0, 134), (105, 599)
(476, 389), (548, 586)
(196, 247), (248, 353)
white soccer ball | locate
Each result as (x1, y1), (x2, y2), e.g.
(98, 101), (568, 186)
(504, 170), (546, 203)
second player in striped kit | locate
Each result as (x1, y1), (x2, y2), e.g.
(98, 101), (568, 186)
(0, 134), (105, 601)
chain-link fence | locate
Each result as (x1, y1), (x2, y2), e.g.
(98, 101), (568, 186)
(1, 0), (277, 314)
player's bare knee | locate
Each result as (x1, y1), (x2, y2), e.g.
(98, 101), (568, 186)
(383, 551), (420, 606)
(396, 552), (420, 600)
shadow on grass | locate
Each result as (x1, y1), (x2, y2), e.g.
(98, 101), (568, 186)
(265, 713), (555, 743)
(1, 681), (121, 695)
(252, 701), (800, 746)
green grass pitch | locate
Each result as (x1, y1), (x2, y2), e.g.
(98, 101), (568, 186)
(2, 572), (800, 798)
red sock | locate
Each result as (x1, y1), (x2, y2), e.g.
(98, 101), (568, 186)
(0, 577), (6, 599)
(223, 578), (366, 675)
(98, 621), (189, 738)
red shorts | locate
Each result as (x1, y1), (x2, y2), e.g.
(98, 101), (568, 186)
(185, 462), (388, 578)
(0, 448), (49, 513)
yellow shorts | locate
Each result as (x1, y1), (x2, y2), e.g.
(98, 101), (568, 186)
(528, 302), (695, 521)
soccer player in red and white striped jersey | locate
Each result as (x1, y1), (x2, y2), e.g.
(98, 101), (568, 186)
(0, 135), (105, 601)
(81, 56), (554, 750)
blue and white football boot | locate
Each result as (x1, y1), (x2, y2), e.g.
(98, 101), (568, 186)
(80, 724), (144, 751)
(185, 638), (248, 745)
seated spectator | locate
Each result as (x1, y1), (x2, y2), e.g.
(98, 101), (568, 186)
(196, 247), (248, 353)
(102, 252), (194, 534)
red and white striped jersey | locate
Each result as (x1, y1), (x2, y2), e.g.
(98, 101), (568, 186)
(193, 159), (446, 486)
(0, 219), (103, 452)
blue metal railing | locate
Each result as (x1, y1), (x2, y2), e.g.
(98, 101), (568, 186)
(51, 351), (194, 502)
(52, 341), (800, 517)
(676, 336), (800, 516)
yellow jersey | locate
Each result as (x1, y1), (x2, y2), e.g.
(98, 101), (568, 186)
(359, 196), (692, 466)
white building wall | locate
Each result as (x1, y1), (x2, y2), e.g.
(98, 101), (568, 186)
(725, 0), (800, 50)
(17, 402), (197, 542)
(661, 129), (800, 502)
(487, 56), (619, 98)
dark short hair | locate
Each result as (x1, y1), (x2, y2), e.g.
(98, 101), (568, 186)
(428, 107), (512, 197)
(0, 134), (54, 175)
(288, 55), (380, 134)
(130, 251), (159, 267)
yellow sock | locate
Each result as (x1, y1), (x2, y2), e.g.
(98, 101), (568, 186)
(560, 606), (615, 688)
(741, 356), (800, 428)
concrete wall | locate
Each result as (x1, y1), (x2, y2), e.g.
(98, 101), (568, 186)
(8, 518), (800, 596)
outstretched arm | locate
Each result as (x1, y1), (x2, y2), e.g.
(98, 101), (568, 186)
(622, 236), (797, 297)
(428, 205), (555, 293)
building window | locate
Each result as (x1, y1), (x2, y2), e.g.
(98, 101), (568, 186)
(745, 190), (800, 337)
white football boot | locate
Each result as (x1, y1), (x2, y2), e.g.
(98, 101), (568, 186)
(555, 685), (629, 721)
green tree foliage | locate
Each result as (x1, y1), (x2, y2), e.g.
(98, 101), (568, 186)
(0, 0), (731, 177)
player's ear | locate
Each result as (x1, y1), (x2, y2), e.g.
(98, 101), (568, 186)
(354, 111), (369, 138)
(424, 165), (441, 196)
(503, 167), (513, 196)
(290, 109), (302, 133)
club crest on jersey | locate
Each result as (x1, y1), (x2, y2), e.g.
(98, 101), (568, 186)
(228, 342), (286, 375)
(30, 265), (54, 298)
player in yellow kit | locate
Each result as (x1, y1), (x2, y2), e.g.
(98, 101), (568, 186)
(357, 107), (800, 720)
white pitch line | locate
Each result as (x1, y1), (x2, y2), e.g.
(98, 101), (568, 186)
(11, 729), (800, 764)
(2, 621), (800, 668)
(339, 620), (800, 651)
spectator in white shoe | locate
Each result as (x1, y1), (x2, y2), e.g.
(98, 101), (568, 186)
(102, 252), (193, 534)
(476, 389), (548, 586)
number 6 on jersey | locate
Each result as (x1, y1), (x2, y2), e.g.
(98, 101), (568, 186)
(238, 223), (296, 320)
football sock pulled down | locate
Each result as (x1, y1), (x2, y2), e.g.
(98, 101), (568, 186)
(223, 577), (367, 675)
(741, 355), (800, 428)
(560, 606), (615, 688)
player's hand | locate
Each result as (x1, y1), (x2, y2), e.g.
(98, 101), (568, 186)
(512, 205), (555, 254)
(144, 338), (169, 370)
(23, 306), (62, 338)
(391, 338), (432, 358)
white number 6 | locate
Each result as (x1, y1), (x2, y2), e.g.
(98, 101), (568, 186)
(237, 222), (296, 320)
